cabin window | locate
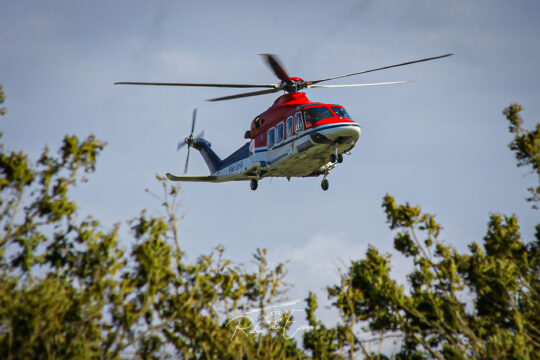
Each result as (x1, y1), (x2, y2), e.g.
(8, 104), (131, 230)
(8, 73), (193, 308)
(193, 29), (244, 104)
(286, 116), (293, 137)
(294, 112), (304, 132)
(276, 123), (284, 144)
(304, 106), (333, 126)
(267, 128), (275, 148)
(331, 106), (352, 119)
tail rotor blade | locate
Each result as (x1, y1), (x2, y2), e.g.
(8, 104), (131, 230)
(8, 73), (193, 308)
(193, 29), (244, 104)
(178, 108), (201, 174)
(195, 130), (205, 140)
(177, 141), (187, 151)
(191, 108), (197, 135)
(184, 146), (191, 174)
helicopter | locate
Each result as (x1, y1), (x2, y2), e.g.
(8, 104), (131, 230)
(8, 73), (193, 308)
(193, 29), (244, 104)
(115, 53), (452, 191)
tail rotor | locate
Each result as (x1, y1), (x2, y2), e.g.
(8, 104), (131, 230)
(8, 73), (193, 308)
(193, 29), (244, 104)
(177, 108), (204, 174)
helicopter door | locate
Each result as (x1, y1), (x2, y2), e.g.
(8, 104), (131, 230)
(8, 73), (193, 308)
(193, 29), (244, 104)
(294, 112), (304, 134)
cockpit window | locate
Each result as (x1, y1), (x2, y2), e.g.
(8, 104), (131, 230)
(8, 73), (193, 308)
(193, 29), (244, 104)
(331, 107), (352, 119)
(304, 107), (333, 125)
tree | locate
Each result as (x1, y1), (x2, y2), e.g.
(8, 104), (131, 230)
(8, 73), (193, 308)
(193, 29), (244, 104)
(1, 88), (538, 359)
(0, 87), (303, 358)
(504, 104), (540, 208)
(0, 84), (6, 116)
(0, 131), (307, 359)
(0, 135), (309, 359)
(303, 105), (540, 359)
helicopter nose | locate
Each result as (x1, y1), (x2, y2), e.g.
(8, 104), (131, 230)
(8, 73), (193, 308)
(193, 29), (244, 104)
(333, 124), (361, 140)
(316, 123), (361, 144)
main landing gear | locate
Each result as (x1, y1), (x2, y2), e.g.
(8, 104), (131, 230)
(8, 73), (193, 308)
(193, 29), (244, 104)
(251, 177), (329, 191)
(321, 171), (330, 191)
(321, 178), (329, 191)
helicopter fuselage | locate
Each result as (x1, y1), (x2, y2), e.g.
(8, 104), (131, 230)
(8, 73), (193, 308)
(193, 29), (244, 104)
(186, 92), (361, 188)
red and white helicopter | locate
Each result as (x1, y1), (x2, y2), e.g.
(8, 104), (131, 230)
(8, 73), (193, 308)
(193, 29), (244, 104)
(116, 53), (452, 191)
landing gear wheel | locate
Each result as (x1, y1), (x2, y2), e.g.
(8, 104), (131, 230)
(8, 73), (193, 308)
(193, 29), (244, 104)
(330, 154), (337, 163)
(337, 154), (343, 163)
(321, 178), (329, 191)
(250, 179), (258, 191)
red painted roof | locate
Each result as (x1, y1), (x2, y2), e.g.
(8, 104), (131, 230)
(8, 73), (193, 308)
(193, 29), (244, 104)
(251, 93), (317, 133)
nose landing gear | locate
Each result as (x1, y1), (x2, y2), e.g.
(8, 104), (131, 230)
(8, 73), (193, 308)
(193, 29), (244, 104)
(250, 179), (258, 191)
(330, 144), (344, 164)
(330, 144), (338, 163)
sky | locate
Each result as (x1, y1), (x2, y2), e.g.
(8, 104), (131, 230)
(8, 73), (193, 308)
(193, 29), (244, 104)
(1, 0), (539, 336)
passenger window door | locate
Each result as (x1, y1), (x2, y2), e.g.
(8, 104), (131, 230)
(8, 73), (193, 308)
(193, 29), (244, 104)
(267, 128), (275, 148)
(294, 112), (304, 133)
(286, 116), (293, 138)
(276, 122), (284, 144)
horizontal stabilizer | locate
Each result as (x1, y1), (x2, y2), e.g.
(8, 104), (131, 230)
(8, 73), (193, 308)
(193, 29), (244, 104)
(166, 173), (219, 182)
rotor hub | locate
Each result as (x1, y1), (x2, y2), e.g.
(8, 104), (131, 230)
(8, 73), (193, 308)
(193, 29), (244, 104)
(281, 77), (306, 93)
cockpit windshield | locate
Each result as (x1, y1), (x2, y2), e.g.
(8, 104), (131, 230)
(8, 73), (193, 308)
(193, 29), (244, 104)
(331, 106), (352, 119)
(304, 106), (333, 125)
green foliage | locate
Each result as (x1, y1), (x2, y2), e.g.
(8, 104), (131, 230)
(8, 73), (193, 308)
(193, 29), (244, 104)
(303, 105), (540, 359)
(504, 104), (540, 208)
(0, 131), (304, 359)
(0, 84), (6, 116)
(1, 88), (538, 360)
(303, 292), (343, 360)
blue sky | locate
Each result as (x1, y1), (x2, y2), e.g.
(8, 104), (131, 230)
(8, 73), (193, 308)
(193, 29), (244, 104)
(1, 0), (539, 324)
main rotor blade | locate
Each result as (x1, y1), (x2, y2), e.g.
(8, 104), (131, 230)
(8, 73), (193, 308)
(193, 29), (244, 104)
(308, 53), (453, 85)
(191, 108), (197, 134)
(208, 88), (281, 102)
(114, 81), (277, 89)
(308, 80), (415, 88)
(260, 54), (290, 83)
(184, 147), (191, 174)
